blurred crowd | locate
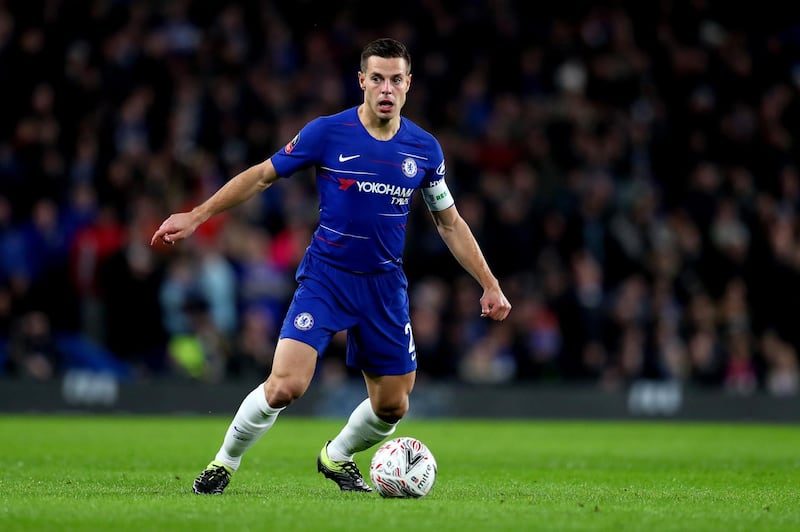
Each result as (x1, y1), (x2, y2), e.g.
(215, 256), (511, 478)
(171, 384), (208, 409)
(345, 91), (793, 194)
(1, 0), (800, 396)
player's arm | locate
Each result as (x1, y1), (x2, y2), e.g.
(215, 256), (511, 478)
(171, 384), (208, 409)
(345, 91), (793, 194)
(430, 205), (512, 321)
(150, 158), (280, 246)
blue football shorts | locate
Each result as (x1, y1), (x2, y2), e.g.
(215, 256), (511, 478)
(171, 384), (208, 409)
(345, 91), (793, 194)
(279, 253), (417, 375)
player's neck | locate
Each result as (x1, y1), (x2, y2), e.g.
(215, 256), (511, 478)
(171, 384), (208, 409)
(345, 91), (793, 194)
(357, 104), (400, 141)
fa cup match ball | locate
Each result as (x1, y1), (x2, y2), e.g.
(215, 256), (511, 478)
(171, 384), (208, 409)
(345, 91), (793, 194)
(369, 437), (437, 498)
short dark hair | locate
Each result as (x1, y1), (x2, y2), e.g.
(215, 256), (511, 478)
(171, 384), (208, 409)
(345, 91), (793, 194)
(360, 38), (411, 74)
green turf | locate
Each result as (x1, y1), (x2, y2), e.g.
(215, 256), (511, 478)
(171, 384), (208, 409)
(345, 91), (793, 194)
(0, 415), (798, 531)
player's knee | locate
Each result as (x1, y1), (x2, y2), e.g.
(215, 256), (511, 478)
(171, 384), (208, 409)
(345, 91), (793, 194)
(374, 399), (409, 424)
(265, 377), (306, 408)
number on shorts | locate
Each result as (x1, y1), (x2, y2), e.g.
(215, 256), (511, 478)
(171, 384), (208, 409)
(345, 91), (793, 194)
(405, 322), (416, 360)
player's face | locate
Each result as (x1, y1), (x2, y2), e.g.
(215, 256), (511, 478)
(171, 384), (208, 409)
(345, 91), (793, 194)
(359, 56), (411, 122)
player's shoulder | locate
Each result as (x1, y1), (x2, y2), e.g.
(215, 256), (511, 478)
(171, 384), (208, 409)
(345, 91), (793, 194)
(400, 116), (440, 149)
(312, 106), (360, 128)
(297, 108), (360, 145)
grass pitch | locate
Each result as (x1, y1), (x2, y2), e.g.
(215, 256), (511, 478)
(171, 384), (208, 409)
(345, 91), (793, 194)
(1, 415), (798, 531)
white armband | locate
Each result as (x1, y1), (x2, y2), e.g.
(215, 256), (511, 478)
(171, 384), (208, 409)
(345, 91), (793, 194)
(421, 179), (455, 211)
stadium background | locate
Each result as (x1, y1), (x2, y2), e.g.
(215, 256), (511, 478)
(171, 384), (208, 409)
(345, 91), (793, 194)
(1, 0), (799, 417)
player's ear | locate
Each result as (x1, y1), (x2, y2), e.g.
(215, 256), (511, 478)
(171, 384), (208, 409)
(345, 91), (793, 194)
(358, 71), (366, 90)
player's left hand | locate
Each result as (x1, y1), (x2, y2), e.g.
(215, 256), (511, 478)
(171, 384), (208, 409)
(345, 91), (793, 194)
(480, 286), (512, 321)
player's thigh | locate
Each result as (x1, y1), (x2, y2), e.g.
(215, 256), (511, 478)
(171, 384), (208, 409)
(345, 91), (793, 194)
(363, 370), (416, 418)
(266, 338), (318, 400)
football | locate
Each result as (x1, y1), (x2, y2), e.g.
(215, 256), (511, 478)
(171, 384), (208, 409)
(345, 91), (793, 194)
(369, 436), (437, 498)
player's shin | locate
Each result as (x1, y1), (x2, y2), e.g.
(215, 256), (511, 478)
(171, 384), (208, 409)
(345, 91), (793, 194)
(326, 398), (397, 461)
(214, 385), (285, 469)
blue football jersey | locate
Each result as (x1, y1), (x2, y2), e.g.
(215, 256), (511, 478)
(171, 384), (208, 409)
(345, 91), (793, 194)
(270, 106), (453, 274)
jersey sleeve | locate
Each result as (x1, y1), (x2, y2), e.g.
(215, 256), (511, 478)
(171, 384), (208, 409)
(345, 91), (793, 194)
(269, 118), (325, 178)
(420, 140), (455, 212)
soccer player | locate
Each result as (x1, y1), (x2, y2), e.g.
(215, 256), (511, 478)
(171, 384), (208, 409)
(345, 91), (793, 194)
(150, 37), (512, 494)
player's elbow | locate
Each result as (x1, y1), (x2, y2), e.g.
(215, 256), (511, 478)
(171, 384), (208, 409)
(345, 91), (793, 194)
(253, 160), (279, 191)
(435, 215), (465, 244)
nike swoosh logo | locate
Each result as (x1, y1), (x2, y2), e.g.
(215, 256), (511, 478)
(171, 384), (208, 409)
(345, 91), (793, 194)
(411, 352), (417, 361)
(339, 154), (360, 162)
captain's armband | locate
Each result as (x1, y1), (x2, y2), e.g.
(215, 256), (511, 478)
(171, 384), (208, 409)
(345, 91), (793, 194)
(421, 178), (455, 211)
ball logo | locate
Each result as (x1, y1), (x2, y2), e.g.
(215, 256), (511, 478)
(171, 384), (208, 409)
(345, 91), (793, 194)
(401, 158), (417, 178)
(404, 444), (425, 473)
(293, 312), (314, 331)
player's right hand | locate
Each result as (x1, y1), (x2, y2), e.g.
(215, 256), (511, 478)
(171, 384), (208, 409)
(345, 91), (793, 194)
(150, 212), (199, 246)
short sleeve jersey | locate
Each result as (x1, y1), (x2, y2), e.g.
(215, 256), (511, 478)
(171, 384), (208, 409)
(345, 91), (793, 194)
(270, 106), (454, 274)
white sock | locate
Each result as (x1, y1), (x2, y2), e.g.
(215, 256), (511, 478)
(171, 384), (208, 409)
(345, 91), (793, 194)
(326, 398), (397, 462)
(213, 385), (285, 471)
